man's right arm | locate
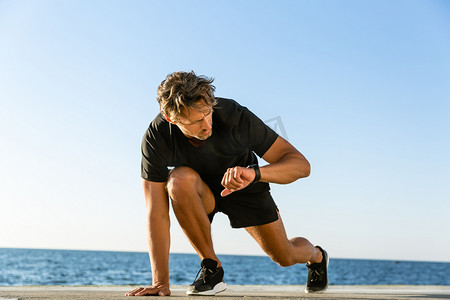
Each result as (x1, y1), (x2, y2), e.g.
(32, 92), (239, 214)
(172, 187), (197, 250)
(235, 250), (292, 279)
(126, 180), (171, 297)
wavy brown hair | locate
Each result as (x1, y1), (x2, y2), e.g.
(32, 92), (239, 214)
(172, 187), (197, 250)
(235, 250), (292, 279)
(157, 71), (217, 121)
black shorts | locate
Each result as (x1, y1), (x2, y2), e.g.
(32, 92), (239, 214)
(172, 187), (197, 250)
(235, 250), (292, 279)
(207, 183), (279, 228)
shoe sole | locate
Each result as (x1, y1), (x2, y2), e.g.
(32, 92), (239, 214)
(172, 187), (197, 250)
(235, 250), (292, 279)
(186, 281), (227, 296)
(305, 250), (329, 294)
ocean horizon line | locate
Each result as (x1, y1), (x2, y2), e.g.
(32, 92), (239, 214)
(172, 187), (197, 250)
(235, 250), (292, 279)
(1, 247), (449, 264)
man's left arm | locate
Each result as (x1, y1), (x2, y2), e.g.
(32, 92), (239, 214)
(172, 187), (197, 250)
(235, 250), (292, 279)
(221, 136), (310, 196)
(259, 136), (310, 183)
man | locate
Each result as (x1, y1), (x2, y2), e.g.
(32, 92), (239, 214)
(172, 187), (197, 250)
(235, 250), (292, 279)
(126, 71), (328, 297)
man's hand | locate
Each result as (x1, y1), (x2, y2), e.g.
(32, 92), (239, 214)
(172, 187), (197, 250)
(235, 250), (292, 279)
(221, 166), (255, 197)
(125, 285), (171, 297)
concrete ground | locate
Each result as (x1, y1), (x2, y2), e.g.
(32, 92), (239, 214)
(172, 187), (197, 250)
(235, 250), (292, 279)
(1, 285), (450, 300)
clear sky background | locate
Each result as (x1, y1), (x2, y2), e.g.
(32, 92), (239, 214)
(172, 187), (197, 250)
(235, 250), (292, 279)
(1, 0), (449, 262)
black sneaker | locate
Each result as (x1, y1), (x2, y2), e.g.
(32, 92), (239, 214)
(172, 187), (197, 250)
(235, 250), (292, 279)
(305, 246), (329, 293)
(186, 258), (227, 296)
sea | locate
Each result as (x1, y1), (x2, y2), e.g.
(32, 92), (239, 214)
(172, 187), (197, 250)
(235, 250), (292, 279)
(0, 248), (449, 286)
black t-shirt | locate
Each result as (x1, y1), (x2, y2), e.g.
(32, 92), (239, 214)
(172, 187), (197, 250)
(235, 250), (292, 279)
(141, 98), (278, 194)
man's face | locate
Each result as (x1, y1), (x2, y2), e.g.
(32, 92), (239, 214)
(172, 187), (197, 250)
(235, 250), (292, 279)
(173, 102), (213, 141)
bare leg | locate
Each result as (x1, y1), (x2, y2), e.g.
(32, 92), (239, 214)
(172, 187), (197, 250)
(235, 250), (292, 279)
(167, 167), (221, 265)
(245, 212), (322, 266)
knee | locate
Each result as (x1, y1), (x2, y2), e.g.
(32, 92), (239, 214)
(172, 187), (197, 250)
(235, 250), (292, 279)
(166, 167), (200, 199)
(273, 256), (296, 267)
(270, 252), (296, 267)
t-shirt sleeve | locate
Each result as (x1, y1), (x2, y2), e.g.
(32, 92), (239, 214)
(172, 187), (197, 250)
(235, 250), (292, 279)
(236, 106), (279, 158)
(141, 121), (170, 182)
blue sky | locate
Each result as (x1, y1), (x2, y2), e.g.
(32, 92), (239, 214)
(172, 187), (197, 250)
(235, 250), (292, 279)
(1, 0), (449, 262)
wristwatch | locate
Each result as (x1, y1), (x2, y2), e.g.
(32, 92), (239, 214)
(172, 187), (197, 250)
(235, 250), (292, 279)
(246, 164), (261, 183)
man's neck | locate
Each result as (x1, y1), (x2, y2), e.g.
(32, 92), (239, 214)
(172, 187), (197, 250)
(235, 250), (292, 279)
(187, 136), (207, 147)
